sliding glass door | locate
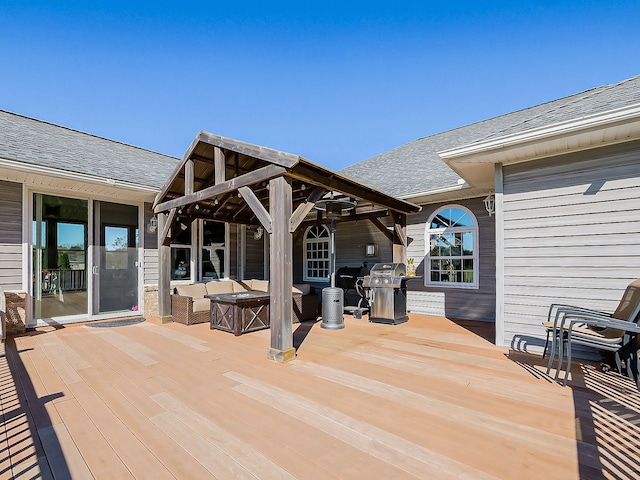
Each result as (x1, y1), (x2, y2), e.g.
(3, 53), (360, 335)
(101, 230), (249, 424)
(94, 201), (139, 314)
(32, 194), (140, 323)
(33, 193), (89, 320)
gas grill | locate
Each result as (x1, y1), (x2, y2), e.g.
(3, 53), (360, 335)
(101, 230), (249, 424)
(362, 263), (409, 325)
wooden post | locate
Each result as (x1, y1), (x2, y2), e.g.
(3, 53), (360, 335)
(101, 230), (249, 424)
(391, 212), (407, 265)
(214, 147), (225, 185)
(157, 212), (173, 323)
(267, 176), (295, 363)
(184, 159), (194, 195)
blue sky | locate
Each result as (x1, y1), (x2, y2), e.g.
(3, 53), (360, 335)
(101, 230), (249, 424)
(2, 1), (639, 170)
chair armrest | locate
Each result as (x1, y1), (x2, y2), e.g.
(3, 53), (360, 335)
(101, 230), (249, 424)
(547, 303), (610, 325)
(172, 294), (194, 312)
(565, 313), (640, 334)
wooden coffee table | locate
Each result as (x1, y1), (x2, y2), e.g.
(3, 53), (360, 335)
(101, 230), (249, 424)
(206, 292), (270, 336)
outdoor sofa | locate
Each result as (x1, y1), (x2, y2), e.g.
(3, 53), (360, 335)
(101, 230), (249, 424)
(171, 279), (319, 325)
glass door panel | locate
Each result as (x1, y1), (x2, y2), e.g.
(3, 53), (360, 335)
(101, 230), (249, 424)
(94, 201), (139, 314)
(33, 194), (88, 320)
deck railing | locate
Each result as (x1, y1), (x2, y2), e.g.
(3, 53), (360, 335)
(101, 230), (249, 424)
(41, 269), (87, 293)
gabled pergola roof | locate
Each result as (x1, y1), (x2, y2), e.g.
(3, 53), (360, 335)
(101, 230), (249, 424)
(153, 131), (420, 226)
(153, 131), (420, 363)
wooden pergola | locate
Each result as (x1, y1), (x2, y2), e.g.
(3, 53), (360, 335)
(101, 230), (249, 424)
(153, 131), (420, 362)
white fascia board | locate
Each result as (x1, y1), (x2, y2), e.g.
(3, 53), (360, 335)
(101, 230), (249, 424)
(0, 157), (159, 193)
(438, 103), (640, 163)
(397, 181), (470, 200)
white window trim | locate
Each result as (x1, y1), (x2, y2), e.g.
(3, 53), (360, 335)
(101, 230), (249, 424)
(24, 186), (145, 326)
(198, 219), (229, 281)
(425, 204), (479, 289)
(303, 225), (331, 282)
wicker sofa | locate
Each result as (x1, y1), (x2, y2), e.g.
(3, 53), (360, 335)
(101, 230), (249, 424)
(171, 279), (318, 325)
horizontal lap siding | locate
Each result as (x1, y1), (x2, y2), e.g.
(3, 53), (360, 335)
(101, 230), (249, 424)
(245, 232), (265, 280)
(0, 180), (23, 290)
(502, 142), (640, 349)
(406, 198), (496, 322)
(293, 220), (393, 287)
(143, 202), (158, 285)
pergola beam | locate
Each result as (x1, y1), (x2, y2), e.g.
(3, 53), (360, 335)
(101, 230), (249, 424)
(289, 187), (326, 233)
(369, 216), (393, 242)
(238, 186), (272, 234)
(154, 164), (286, 213)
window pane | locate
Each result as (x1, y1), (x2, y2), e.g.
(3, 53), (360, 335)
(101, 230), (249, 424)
(427, 206), (478, 286)
(462, 232), (474, 255)
(451, 209), (473, 227)
(171, 248), (191, 280)
(304, 226), (331, 279)
(104, 226), (128, 270)
(173, 221), (191, 245)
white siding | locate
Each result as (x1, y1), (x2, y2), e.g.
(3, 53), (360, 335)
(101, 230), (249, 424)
(143, 202), (158, 285)
(0, 180), (23, 290)
(501, 142), (640, 350)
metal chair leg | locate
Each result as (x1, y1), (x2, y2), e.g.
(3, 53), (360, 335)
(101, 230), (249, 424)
(542, 331), (550, 359)
(563, 337), (573, 386)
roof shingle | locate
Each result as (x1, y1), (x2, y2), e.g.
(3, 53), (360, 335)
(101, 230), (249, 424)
(0, 110), (179, 189)
(341, 74), (640, 197)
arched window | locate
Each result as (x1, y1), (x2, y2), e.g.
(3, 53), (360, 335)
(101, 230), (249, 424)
(303, 225), (330, 281)
(425, 206), (478, 288)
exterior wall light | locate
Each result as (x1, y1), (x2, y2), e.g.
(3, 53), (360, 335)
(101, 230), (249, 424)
(147, 216), (158, 233)
(483, 192), (495, 217)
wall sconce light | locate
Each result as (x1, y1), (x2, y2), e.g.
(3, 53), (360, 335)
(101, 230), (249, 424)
(254, 226), (264, 241)
(483, 192), (495, 217)
(365, 243), (377, 256)
(147, 216), (158, 233)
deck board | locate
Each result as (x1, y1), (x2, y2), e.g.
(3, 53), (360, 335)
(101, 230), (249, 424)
(2, 313), (639, 479)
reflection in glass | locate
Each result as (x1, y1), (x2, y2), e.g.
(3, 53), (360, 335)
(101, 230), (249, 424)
(97, 201), (139, 314)
(105, 226), (129, 270)
(202, 220), (225, 280)
(427, 207), (476, 286)
(172, 247), (191, 280)
(33, 194), (88, 319)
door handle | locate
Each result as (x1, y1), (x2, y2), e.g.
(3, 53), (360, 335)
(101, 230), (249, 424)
(92, 266), (99, 275)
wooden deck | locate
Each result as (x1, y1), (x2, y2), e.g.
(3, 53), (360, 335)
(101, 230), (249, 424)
(1, 314), (639, 479)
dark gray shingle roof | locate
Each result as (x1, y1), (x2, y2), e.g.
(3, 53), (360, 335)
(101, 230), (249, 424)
(0, 110), (179, 189)
(341, 74), (640, 197)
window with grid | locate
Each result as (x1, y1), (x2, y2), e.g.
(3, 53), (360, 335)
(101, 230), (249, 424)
(425, 206), (478, 288)
(303, 225), (330, 281)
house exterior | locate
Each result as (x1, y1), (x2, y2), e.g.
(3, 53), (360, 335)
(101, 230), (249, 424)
(0, 110), (178, 332)
(342, 74), (640, 351)
(2, 73), (640, 356)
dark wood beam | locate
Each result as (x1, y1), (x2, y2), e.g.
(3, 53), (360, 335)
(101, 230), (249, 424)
(154, 165), (287, 214)
(391, 211), (407, 264)
(289, 187), (326, 233)
(208, 192), (233, 217)
(285, 164), (421, 214)
(299, 210), (390, 230)
(391, 211), (407, 247)
(184, 159), (194, 196)
(159, 208), (177, 246)
(214, 147), (225, 185)
(369, 216), (393, 242)
(238, 186), (272, 234)
(198, 131), (300, 169)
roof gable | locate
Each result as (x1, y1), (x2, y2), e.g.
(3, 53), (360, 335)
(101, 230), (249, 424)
(0, 110), (179, 189)
(341, 74), (640, 198)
